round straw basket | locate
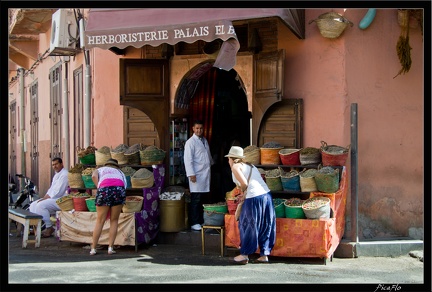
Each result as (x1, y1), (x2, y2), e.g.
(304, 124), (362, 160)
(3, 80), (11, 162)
(302, 197), (331, 219)
(111, 151), (128, 165)
(82, 175), (96, 189)
(95, 149), (111, 165)
(68, 172), (85, 188)
(140, 147), (166, 165)
(299, 168), (318, 192)
(56, 196), (74, 211)
(131, 175), (154, 188)
(273, 198), (286, 218)
(260, 147), (283, 165)
(243, 147), (260, 165)
(73, 196), (90, 211)
(79, 153), (96, 165)
(314, 166), (340, 193)
(85, 197), (96, 212)
(124, 151), (140, 165)
(320, 141), (350, 166)
(122, 196), (143, 213)
(279, 149), (301, 165)
(309, 12), (353, 39)
(300, 147), (321, 165)
(265, 175), (283, 191)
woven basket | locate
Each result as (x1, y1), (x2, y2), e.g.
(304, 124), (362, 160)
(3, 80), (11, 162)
(122, 196), (143, 213)
(314, 166), (340, 193)
(140, 147), (166, 165)
(82, 175), (96, 188)
(79, 153), (96, 165)
(131, 175), (154, 188)
(124, 151), (140, 165)
(302, 197), (331, 219)
(281, 174), (301, 191)
(68, 172), (85, 188)
(73, 196), (90, 211)
(300, 147), (321, 165)
(265, 176), (283, 191)
(320, 141), (350, 166)
(56, 196), (74, 211)
(243, 148), (260, 165)
(309, 12), (353, 39)
(279, 149), (301, 165)
(203, 202), (228, 213)
(260, 147), (283, 165)
(95, 149), (111, 165)
(85, 197), (96, 212)
(203, 210), (225, 226)
(111, 151), (128, 165)
(273, 198), (286, 218)
(299, 168), (318, 192)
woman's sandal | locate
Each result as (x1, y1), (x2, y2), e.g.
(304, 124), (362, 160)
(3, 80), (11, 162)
(232, 255), (248, 265)
(89, 248), (97, 256)
(254, 256), (269, 264)
(108, 246), (116, 255)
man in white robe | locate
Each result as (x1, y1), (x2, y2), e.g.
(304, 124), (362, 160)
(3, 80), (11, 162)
(183, 120), (213, 231)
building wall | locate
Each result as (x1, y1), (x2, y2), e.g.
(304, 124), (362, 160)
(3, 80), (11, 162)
(8, 8), (424, 239)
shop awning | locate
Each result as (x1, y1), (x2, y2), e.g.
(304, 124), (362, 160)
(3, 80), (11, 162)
(84, 8), (305, 70)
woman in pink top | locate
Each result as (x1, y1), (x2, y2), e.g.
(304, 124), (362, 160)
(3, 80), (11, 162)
(90, 158), (127, 255)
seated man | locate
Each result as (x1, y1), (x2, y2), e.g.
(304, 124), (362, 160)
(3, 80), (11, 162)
(29, 157), (69, 238)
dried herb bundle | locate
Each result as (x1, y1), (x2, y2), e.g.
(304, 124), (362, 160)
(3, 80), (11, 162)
(394, 10), (412, 78)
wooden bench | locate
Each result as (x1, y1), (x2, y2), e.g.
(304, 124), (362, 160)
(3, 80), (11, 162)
(9, 208), (43, 248)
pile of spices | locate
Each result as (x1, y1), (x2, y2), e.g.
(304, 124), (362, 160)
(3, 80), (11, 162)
(285, 197), (303, 206)
(302, 197), (329, 210)
(261, 141), (283, 148)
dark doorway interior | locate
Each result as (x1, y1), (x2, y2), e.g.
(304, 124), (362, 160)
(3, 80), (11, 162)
(188, 67), (250, 204)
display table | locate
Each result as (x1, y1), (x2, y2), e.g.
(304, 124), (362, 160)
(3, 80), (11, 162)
(56, 185), (162, 252)
(224, 167), (347, 260)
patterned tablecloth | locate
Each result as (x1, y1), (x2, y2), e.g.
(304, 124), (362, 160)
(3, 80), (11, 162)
(57, 164), (165, 248)
(224, 167), (347, 259)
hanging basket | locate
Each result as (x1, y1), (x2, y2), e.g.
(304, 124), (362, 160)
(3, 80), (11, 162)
(309, 12), (353, 39)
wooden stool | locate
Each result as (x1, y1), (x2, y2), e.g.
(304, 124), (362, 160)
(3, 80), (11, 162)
(9, 208), (43, 248)
(201, 225), (225, 256)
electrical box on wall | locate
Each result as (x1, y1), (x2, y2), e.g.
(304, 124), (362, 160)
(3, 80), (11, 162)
(49, 9), (79, 56)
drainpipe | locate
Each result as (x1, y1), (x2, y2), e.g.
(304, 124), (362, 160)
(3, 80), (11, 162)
(84, 50), (91, 147)
(62, 60), (70, 169)
(19, 68), (26, 186)
(350, 103), (359, 243)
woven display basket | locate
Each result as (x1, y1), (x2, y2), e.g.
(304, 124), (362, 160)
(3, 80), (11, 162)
(273, 198), (286, 218)
(281, 173), (301, 191)
(302, 196), (331, 219)
(124, 151), (140, 165)
(265, 176), (283, 191)
(56, 196), (74, 211)
(314, 166), (340, 193)
(279, 148), (301, 165)
(260, 147), (283, 165)
(111, 151), (128, 165)
(68, 172), (85, 188)
(284, 198), (306, 219)
(309, 11), (353, 39)
(320, 141), (350, 166)
(300, 147), (321, 165)
(140, 146), (166, 165)
(95, 147), (111, 165)
(122, 196), (143, 213)
(79, 154), (96, 165)
(299, 168), (318, 192)
(82, 174), (96, 189)
(243, 146), (260, 165)
(131, 168), (154, 188)
(203, 202), (228, 213)
(72, 195), (90, 211)
(203, 210), (225, 226)
(85, 197), (96, 212)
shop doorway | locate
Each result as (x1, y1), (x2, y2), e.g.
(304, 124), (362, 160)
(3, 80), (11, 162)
(179, 65), (250, 204)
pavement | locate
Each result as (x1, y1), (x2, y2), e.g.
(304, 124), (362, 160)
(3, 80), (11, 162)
(5, 222), (428, 291)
